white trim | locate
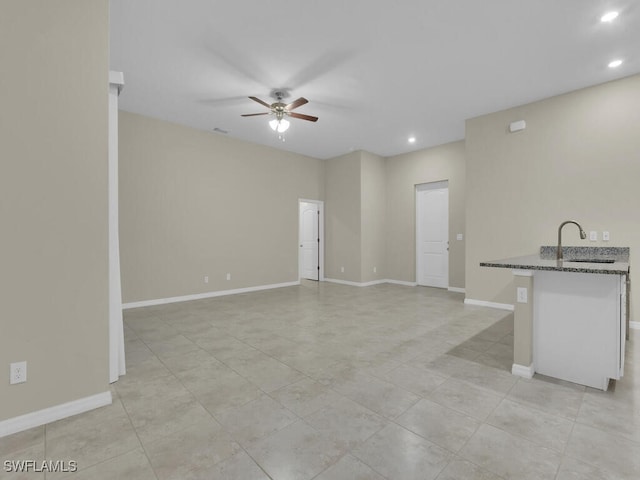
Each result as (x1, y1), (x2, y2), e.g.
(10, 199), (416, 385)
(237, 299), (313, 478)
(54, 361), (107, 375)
(464, 298), (515, 311)
(108, 71), (126, 383)
(630, 321), (640, 330)
(512, 269), (534, 277)
(385, 279), (418, 287)
(324, 278), (388, 287)
(324, 278), (420, 288)
(124, 278), (453, 310)
(123, 281), (300, 309)
(448, 286), (466, 293)
(512, 363), (534, 379)
(108, 71), (124, 94)
(0, 391), (112, 438)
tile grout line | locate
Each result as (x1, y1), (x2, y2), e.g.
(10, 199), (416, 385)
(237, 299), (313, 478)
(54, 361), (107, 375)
(114, 394), (160, 480)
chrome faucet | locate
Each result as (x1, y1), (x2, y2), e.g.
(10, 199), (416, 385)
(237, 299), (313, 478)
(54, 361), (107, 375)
(557, 220), (587, 260)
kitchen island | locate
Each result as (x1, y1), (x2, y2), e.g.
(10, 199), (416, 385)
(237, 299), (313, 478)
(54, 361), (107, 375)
(481, 246), (629, 390)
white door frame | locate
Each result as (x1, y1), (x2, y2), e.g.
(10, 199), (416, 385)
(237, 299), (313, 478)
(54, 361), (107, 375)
(416, 181), (449, 288)
(109, 71), (126, 383)
(298, 199), (324, 281)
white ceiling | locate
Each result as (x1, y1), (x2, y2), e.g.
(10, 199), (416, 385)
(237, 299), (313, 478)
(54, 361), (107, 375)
(109, 0), (639, 159)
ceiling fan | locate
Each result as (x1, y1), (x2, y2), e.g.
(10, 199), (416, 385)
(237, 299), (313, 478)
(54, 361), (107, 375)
(241, 90), (318, 133)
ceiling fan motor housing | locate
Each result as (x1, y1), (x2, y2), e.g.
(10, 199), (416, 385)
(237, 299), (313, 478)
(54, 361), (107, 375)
(271, 89), (289, 101)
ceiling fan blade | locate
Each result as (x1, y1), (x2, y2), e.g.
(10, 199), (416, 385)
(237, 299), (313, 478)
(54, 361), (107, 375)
(286, 97), (308, 111)
(248, 96), (272, 109)
(289, 112), (318, 122)
(241, 112), (270, 117)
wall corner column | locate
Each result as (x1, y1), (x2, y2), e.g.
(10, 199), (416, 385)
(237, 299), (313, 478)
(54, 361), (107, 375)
(512, 269), (534, 378)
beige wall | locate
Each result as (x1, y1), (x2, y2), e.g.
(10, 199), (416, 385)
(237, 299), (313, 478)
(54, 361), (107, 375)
(385, 141), (466, 287)
(119, 112), (325, 303)
(324, 152), (362, 282)
(466, 74), (640, 319)
(361, 151), (387, 283)
(0, 0), (109, 420)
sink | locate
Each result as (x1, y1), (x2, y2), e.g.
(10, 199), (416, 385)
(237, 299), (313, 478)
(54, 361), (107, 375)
(566, 258), (615, 264)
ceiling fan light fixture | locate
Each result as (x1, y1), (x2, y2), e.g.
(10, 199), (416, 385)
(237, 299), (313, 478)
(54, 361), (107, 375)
(601, 11), (619, 22)
(278, 118), (290, 133)
(269, 118), (290, 133)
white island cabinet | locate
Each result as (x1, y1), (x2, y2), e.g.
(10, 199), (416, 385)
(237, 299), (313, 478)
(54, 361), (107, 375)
(480, 246), (629, 391)
(534, 270), (626, 390)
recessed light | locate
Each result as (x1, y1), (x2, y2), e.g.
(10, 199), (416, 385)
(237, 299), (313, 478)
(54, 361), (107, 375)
(608, 59), (623, 68)
(600, 11), (619, 22)
(408, 136), (416, 143)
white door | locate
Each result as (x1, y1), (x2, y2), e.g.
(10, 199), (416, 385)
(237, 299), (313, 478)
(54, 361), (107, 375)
(300, 202), (319, 280)
(416, 181), (449, 288)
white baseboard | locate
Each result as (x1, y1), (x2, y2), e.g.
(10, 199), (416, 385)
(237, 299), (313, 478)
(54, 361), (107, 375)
(125, 279), (463, 307)
(360, 280), (388, 287)
(324, 278), (419, 288)
(386, 279), (418, 287)
(0, 391), (112, 438)
(324, 278), (387, 287)
(464, 298), (514, 311)
(630, 321), (640, 330)
(512, 363), (534, 379)
(123, 281), (301, 309)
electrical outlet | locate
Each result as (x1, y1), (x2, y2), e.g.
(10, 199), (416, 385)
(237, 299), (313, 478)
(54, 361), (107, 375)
(226, 273), (231, 281)
(603, 231), (610, 241)
(456, 233), (463, 241)
(373, 266), (377, 273)
(340, 266), (344, 273)
(516, 287), (528, 304)
(589, 231), (598, 241)
(204, 275), (209, 284)
(10, 361), (27, 385)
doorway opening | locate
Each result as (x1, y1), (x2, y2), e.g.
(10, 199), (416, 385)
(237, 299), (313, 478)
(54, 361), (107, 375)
(416, 181), (449, 288)
(299, 199), (324, 281)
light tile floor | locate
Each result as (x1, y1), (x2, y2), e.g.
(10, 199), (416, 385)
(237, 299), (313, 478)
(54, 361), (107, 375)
(1, 281), (639, 479)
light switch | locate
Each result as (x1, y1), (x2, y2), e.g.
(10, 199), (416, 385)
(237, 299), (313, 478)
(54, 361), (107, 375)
(589, 231), (598, 241)
(603, 231), (610, 241)
(517, 287), (528, 303)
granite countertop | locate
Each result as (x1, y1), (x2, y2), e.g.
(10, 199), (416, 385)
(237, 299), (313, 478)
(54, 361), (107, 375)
(480, 246), (630, 275)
